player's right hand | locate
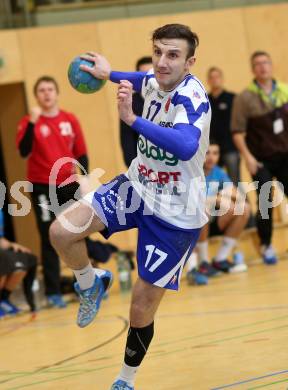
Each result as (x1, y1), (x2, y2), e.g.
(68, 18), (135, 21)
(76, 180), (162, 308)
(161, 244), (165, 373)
(30, 107), (42, 123)
(80, 52), (111, 80)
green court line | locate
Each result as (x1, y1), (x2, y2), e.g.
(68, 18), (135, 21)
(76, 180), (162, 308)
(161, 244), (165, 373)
(149, 323), (288, 359)
(6, 362), (120, 390)
(5, 322), (288, 389)
(0, 315), (128, 387)
(248, 377), (288, 389)
(197, 323), (288, 345)
(3, 314), (288, 388)
(156, 314), (288, 348)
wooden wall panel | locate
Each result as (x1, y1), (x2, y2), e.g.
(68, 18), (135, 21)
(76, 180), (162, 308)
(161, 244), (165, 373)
(0, 31), (23, 84)
(243, 3), (288, 83)
(158, 8), (251, 92)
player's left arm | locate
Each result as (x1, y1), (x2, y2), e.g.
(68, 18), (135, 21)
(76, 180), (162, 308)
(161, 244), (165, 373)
(118, 80), (209, 160)
(110, 71), (147, 93)
(131, 119), (201, 160)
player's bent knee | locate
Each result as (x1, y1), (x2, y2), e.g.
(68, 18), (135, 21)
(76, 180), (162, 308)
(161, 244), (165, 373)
(49, 219), (72, 251)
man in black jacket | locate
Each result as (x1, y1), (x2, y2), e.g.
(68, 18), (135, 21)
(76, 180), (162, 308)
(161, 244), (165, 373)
(207, 67), (240, 186)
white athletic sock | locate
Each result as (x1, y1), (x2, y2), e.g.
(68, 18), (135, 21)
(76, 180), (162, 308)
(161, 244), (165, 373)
(73, 263), (100, 290)
(215, 237), (237, 262)
(116, 362), (138, 387)
(186, 251), (198, 272)
(197, 241), (209, 263)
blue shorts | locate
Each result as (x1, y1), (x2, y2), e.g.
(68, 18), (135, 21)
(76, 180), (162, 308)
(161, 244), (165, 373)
(88, 174), (200, 290)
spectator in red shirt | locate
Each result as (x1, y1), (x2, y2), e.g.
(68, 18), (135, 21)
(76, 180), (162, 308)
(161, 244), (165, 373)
(16, 76), (88, 308)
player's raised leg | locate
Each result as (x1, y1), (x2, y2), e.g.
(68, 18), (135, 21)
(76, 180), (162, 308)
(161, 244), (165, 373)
(49, 199), (113, 327)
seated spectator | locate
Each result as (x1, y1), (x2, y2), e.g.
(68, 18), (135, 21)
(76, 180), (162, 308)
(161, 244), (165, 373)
(186, 141), (250, 285)
(0, 208), (37, 317)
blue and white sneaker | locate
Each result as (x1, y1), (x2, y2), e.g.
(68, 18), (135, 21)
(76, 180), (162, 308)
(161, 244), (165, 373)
(74, 270), (113, 328)
(0, 300), (21, 315)
(110, 380), (134, 390)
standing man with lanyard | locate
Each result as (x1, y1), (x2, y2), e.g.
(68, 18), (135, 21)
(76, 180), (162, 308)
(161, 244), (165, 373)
(232, 51), (288, 265)
(16, 76), (88, 308)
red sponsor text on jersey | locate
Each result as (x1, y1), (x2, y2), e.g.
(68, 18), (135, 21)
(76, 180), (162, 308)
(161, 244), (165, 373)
(138, 163), (181, 184)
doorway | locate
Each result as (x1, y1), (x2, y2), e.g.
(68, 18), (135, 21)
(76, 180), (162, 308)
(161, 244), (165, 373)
(0, 82), (39, 255)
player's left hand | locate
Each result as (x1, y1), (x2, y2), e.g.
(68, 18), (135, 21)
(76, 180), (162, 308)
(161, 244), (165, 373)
(117, 80), (136, 126)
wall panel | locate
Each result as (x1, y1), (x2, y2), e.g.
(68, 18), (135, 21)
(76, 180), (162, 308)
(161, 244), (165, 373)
(0, 31), (23, 84)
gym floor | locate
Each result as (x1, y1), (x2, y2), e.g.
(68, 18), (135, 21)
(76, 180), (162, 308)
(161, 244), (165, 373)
(1, 251), (288, 390)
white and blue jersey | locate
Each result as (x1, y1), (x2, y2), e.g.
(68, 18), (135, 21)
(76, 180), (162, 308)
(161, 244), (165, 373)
(127, 70), (210, 229)
(87, 69), (210, 290)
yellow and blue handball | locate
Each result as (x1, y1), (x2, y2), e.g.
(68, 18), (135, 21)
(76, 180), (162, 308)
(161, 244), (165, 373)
(68, 55), (106, 94)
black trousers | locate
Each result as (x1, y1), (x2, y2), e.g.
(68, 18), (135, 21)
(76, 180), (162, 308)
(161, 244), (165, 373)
(0, 248), (37, 311)
(252, 154), (288, 246)
(31, 182), (80, 295)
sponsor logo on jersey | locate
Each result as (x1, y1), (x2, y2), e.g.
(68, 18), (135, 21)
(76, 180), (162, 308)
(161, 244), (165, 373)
(100, 189), (124, 214)
(137, 164), (182, 196)
(40, 125), (51, 137)
(145, 86), (153, 97)
(193, 90), (201, 99)
(138, 136), (178, 166)
(165, 96), (171, 113)
(138, 164), (181, 184)
(159, 121), (173, 128)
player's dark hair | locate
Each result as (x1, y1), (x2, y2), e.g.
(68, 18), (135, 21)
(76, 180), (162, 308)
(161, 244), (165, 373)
(33, 76), (59, 95)
(152, 24), (199, 58)
(136, 56), (152, 71)
(250, 51), (271, 65)
(207, 66), (223, 77)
